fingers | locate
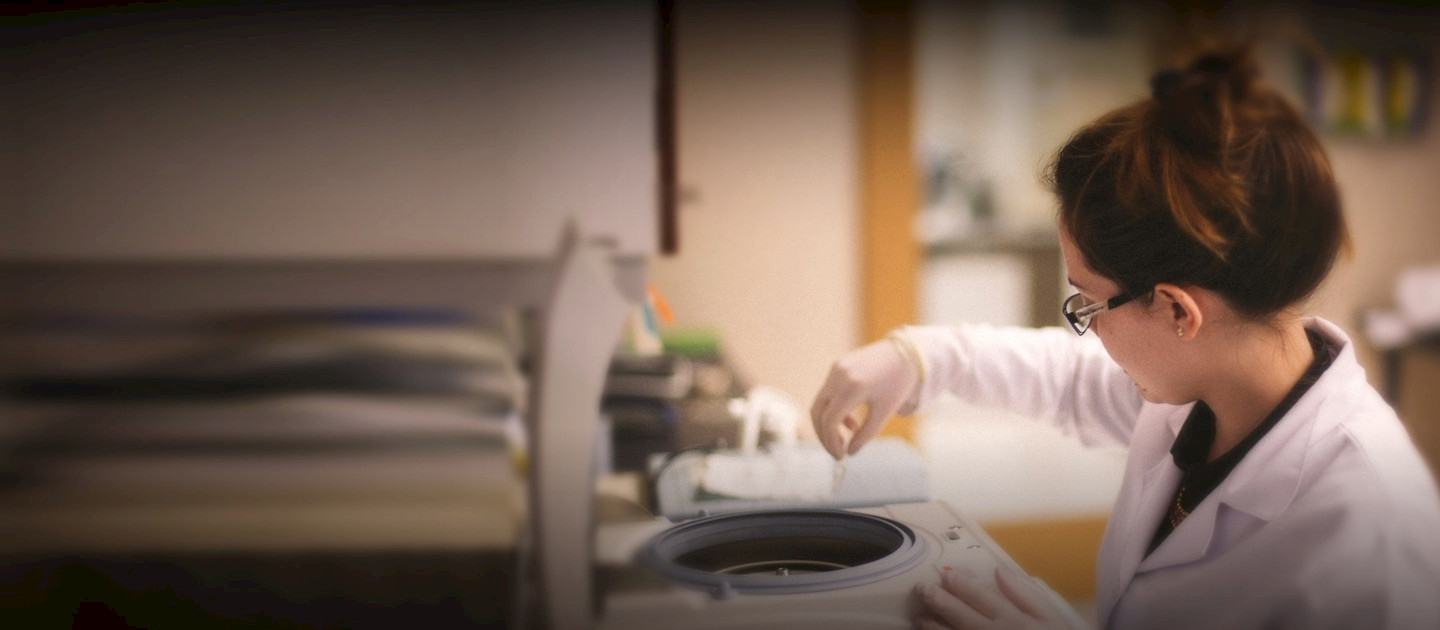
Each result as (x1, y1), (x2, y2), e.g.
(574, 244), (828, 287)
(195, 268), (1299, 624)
(847, 395), (899, 456)
(914, 581), (989, 629)
(811, 338), (917, 459)
(810, 390), (839, 458)
(938, 570), (1008, 619)
(994, 565), (1053, 622)
(812, 409), (844, 460)
(812, 372), (868, 459)
(808, 375), (834, 432)
(809, 374), (845, 458)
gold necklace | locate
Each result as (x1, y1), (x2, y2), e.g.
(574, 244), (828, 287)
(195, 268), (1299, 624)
(1168, 485), (1190, 528)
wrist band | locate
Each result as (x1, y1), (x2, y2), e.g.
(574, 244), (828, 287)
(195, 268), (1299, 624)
(887, 326), (927, 387)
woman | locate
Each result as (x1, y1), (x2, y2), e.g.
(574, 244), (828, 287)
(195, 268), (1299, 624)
(811, 47), (1440, 630)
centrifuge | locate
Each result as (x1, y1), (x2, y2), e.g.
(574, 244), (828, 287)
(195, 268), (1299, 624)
(528, 228), (1079, 630)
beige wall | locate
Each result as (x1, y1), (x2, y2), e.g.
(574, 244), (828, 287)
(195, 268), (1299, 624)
(5, 3), (656, 260)
(648, 1), (861, 411)
(1312, 81), (1440, 383)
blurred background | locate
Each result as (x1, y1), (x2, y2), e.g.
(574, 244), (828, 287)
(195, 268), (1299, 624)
(3, 0), (1438, 627)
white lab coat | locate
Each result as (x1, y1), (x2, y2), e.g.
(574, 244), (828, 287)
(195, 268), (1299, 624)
(902, 317), (1440, 630)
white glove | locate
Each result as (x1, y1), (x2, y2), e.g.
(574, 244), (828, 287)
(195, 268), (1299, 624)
(810, 329), (924, 459)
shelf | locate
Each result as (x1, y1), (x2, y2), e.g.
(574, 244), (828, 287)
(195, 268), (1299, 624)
(924, 228), (1060, 257)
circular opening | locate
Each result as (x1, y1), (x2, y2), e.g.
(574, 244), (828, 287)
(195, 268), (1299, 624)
(716, 559), (848, 575)
(638, 510), (928, 595)
(675, 535), (894, 573)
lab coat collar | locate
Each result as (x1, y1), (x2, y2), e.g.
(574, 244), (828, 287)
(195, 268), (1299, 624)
(1121, 451), (1187, 578)
(1136, 317), (1357, 573)
(1217, 317), (1357, 521)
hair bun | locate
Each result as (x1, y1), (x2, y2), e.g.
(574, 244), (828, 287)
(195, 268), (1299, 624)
(1151, 49), (1255, 104)
(1192, 48), (1260, 96)
(1150, 69), (1188, 101)
(1192, 54), (1232, 75)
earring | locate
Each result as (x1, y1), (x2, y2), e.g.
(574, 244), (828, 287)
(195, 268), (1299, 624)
(1177, 326), (1184, 337)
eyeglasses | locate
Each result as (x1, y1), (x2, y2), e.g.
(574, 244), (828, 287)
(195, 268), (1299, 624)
(1061, 290), (1142, 336)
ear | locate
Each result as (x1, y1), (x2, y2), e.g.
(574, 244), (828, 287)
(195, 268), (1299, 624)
(1154, 283), (1202, 340)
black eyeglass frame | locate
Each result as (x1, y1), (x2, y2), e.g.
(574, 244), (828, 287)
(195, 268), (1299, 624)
(1061, 290), (1142, 336)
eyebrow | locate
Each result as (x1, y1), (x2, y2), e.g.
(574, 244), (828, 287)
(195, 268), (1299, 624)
(1067, 277), (1091, 292)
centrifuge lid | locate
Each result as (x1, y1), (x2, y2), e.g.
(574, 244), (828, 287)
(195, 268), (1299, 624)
(528, 224), (641, 629)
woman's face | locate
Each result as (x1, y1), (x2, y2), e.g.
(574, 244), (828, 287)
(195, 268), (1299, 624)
(1059, 228), (1199, 405)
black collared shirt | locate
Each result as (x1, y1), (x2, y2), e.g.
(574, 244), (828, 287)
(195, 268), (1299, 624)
(1146, 328), (1339, 556)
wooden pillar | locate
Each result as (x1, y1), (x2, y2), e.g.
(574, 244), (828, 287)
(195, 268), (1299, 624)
(857, 1), (920, 440)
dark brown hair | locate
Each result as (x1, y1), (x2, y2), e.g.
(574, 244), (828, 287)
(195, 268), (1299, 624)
(1048, 45), (1350, 320)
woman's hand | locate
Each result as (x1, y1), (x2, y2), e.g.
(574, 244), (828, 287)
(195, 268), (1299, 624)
(810, 337), (920, 459)
(912, 566), (1089, 630)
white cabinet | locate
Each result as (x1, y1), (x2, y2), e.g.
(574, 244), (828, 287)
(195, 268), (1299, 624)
(4, 2), (656, 260)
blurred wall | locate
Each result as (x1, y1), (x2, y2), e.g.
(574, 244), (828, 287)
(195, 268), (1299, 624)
(1227, 5), (1440, 386)
(3, 1), (656, 260)
(648, 0), (861, 411)
(1314, 84), (1440, 381)
(915, 1), (1155, 237)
